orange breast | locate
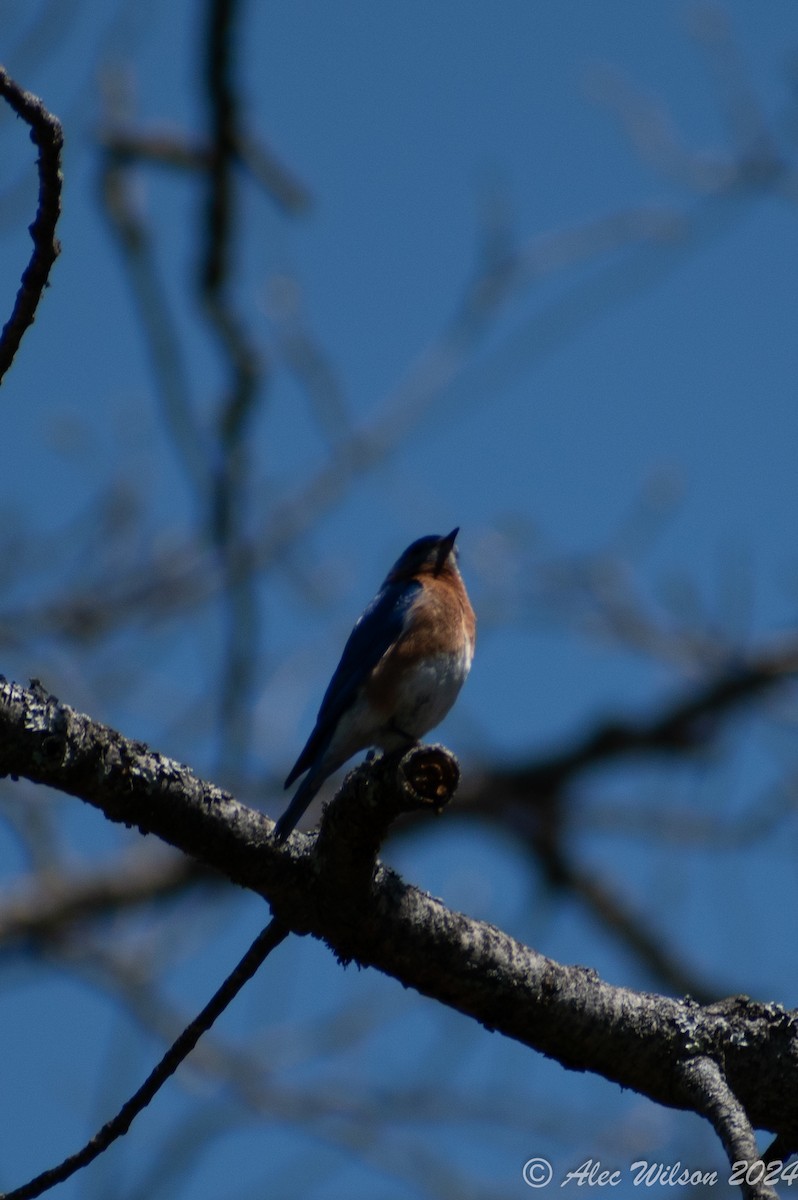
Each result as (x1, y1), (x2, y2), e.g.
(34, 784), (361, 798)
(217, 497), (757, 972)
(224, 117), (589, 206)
(366, 571), (476, 726)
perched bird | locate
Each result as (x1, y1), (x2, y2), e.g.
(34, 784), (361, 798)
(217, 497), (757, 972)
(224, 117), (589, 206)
(273, 528), (476, 843)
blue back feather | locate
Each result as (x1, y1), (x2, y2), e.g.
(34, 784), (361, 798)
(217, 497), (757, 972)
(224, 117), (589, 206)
(284, 578), (421, 786)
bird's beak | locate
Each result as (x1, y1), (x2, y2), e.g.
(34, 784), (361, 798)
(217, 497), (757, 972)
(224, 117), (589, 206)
(435, 527), (459, 572)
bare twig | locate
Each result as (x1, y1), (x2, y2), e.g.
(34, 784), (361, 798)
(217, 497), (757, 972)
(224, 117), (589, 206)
(201, 0), (262, 530)
(0, 917), (288, 1200)
(0, 67), (62, 384)
(483, 642), (798, 799)
(199, 0), (265, 775)
(236, 130), (311, 214)
(99, 130), (213, 171)
(99, 127), (312, 213)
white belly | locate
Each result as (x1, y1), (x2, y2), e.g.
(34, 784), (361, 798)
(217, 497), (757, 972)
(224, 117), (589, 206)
(377, 645), (472, 747)
(321, 631), (474, 769)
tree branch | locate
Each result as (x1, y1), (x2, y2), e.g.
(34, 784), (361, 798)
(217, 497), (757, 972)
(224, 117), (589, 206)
(681, 1055), (776, 1200)
(474, 642), (798, 803)
(0, 917), (288, 1200)
(1, 676), (797, 1174)
(0, 68), (63, 384)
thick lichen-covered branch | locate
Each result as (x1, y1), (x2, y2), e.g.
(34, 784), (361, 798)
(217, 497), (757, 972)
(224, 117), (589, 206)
(1, 676), (797, 1186)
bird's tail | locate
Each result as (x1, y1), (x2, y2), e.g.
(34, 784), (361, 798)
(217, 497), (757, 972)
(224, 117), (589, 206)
(272, 770), (323, 844)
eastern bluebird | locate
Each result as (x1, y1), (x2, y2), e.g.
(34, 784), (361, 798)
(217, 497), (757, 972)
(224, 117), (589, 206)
(273, 529), (476, 843)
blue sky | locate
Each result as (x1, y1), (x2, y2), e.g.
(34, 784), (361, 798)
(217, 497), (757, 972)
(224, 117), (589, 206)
(2, 3), (798, 1197)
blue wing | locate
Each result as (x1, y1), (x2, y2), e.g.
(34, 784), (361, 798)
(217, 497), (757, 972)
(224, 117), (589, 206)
(284, 578), (421, 787)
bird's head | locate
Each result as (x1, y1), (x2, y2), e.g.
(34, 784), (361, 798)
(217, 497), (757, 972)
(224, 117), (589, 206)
(385, 528), (460, 583)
